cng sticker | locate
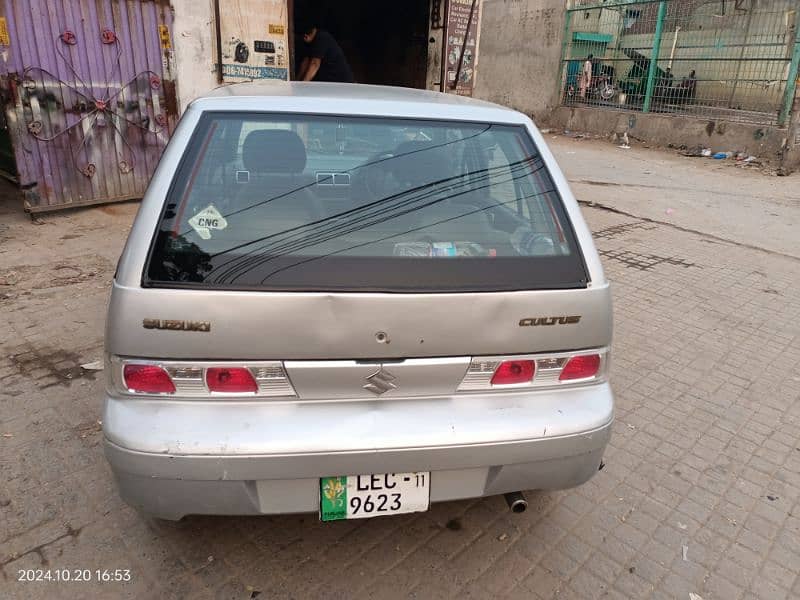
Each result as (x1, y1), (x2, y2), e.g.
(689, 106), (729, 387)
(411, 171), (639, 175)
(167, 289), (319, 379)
(188, 204), (227, 240)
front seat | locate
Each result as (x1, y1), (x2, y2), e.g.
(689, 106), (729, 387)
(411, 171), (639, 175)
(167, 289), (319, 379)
(232, 129), (319, 227)
(389, 141), (494, 246)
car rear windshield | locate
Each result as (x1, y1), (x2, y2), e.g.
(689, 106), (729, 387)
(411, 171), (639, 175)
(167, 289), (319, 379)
(145, 112), (588, 292)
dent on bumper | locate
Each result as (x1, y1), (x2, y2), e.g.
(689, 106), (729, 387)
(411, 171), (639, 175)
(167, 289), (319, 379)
(107, 437), (609, 520)
(104, 420), (610, 479)
(103, 383), (613, 457)
(103, 383), (613, 518)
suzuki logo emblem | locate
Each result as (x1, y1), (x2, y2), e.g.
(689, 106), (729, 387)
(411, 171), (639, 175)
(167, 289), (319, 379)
(363, 367), (397, 396)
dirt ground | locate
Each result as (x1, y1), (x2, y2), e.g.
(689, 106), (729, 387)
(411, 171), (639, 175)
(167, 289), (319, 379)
(1, 138), (799, 600)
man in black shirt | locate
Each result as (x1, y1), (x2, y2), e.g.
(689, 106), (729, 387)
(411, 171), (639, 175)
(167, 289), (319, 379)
(297, 21), (354, 83)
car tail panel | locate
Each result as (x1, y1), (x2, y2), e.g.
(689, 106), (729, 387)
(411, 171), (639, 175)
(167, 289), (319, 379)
(105, 283), (612, 362)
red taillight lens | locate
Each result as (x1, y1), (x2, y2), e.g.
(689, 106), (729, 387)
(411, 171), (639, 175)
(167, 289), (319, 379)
(205, 367), (258, 393)
(123, 364), (176, 394)
(559, 354), (601, 381)
(490, 360), (536, 385)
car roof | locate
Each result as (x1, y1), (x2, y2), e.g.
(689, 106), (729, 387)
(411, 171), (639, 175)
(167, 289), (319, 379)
(189, 81), (529, 125)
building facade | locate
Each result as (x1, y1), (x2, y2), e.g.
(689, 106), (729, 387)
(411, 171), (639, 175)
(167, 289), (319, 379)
(0, 0), (797, 211)
(554, 0), (800, 170)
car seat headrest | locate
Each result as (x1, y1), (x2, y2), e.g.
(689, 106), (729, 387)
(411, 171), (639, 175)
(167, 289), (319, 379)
(390, 141), (450, 187)
(242, 129), (307, 174)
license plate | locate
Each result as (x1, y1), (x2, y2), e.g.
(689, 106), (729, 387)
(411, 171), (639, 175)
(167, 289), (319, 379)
(320, 472), (430, 521)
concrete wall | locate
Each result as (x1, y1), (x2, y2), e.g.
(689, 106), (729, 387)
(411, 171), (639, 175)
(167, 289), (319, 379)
(168, 0), (571, 123)
(170, 0), (219, 112)
(170, 0), (290, 112)
(548, 105), (799, 173)
(472, 0), (566, 122)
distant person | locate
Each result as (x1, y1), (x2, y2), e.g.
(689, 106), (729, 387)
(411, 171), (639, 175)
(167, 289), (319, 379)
(296, 20), (354, 83)
(677, 69), (697, 102)
(663, 67), (674, 86)
(579, 54), (593, 99)
(657, 67), (674, 99)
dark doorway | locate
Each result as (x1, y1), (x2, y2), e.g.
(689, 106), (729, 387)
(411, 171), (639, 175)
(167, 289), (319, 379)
(292, 0), (430, 88)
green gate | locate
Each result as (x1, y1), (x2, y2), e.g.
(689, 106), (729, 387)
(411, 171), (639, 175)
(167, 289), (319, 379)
(561, 0), (800, 126)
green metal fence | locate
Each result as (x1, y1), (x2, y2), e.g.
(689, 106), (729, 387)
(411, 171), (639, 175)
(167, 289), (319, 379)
(561, 0), (800, 126)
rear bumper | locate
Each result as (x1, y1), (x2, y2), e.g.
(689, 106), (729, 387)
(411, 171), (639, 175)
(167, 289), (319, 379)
(103, 383), (613, 519)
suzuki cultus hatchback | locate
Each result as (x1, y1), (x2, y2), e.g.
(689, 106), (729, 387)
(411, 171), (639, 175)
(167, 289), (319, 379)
(104, 82), (613, 521)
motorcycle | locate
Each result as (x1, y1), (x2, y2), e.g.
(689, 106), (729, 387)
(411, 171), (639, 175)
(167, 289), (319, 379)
(566, 74), (617, 102)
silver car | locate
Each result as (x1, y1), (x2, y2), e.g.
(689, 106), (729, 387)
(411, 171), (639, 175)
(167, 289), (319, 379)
(104, 82), (613, 521)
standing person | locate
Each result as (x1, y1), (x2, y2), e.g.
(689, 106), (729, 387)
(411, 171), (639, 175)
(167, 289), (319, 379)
(296, 20), (354, 83)
(677, 69), (697, 103)
(579, 54), (593, 99)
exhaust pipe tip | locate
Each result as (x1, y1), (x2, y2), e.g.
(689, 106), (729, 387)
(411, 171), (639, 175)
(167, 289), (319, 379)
(504, 491), (528, 514)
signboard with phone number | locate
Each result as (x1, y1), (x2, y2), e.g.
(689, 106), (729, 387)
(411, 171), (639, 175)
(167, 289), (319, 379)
(445, 0), (482, 96)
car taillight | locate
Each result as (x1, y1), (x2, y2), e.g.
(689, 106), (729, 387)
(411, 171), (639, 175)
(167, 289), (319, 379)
(123, 364), (176, 394)
(115, 359), (296, 398)
(457, 350), (607, 392)
(559, 354), (601, 381)
(490, 360), (535, 385)
(205, 367), (258, 393)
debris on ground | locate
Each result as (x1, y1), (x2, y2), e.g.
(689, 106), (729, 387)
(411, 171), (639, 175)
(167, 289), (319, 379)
(80, 360), (104, 371)
(75, 420), (103, 440)
(0, 271), (20, 286)
(681, 146), (710, 157)
(682, 545), (689, 561)
(735, 155), (760, 167)
(673, 144), (772, 171)
(498, 533), (509, 541)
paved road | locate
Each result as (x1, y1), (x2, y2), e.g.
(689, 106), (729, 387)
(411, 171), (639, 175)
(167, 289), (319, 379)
(1, 140), (799, 599)
(550, 134), (800, 260)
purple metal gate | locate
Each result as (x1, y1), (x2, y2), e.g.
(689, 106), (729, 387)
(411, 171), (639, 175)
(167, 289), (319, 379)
(0, 0), (178, 211)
